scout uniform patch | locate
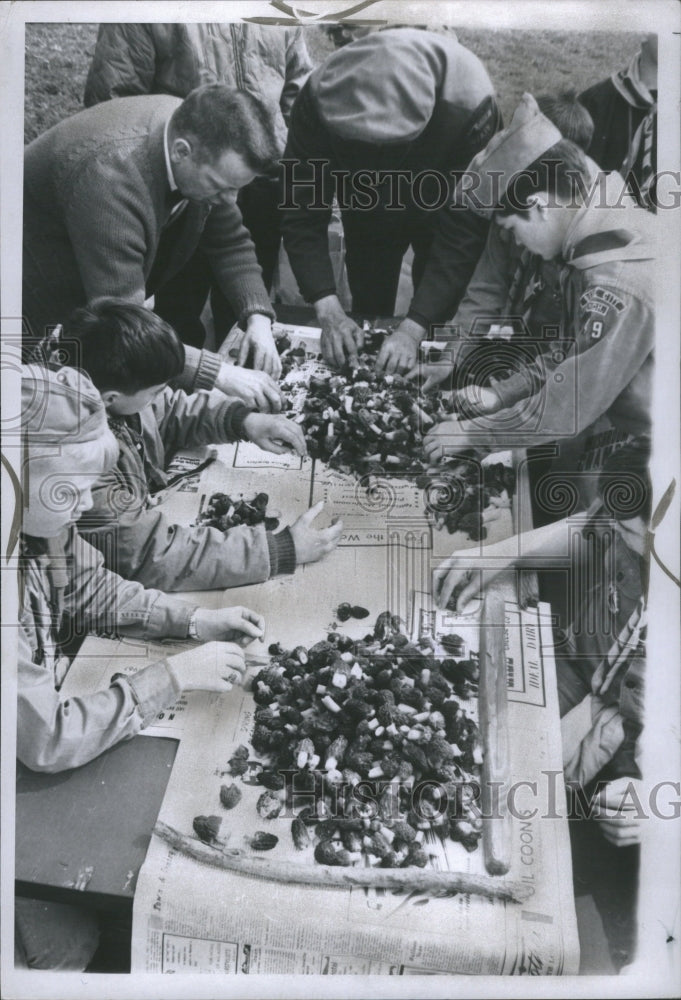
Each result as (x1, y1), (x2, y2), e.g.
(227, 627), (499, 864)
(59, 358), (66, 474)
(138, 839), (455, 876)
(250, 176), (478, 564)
(580, 286), (628, 339)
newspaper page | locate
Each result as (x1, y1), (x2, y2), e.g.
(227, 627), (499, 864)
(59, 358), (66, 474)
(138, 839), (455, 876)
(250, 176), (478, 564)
(129, 599), (578, 975)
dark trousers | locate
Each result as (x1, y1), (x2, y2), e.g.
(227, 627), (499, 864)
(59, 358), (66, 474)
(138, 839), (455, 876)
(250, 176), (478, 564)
(341, 209), (433, 317)
(154, 177), (282, 349)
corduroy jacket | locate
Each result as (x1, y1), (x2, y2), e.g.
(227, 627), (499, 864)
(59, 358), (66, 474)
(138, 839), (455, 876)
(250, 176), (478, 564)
(77, 387), (296, 591)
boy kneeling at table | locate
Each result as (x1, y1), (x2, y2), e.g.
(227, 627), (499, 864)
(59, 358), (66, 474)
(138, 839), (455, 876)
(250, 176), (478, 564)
(434, 439), (650, 969)
(49, 297), (342, 592)
(15, 363), (268, 968)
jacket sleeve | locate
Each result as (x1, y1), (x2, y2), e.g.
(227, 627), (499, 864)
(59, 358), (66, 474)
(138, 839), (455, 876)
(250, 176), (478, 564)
(407, 96), (502, 329)
(17, 625), (181, 773)
(63, 529), (195, 640)
(199, 202), (276, 324)
(280, 28), (313, 124)
(407, 203), (491, 330)
(84, 23), (157, 107)
(280, 86), (336, 304)
(152, 386), (251, 453)
(79, 504), (295, 592)
(460, 290), (654, 447)
(451, 225), (516, 357)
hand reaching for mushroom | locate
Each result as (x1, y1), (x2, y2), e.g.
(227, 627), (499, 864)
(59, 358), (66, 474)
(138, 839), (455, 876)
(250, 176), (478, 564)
(423, 418), (483, 463)
(290, 501), (343, 565)
(375, 319), (425, 375)
(315, 295), (363, 369)
(241, 413), (307, 457)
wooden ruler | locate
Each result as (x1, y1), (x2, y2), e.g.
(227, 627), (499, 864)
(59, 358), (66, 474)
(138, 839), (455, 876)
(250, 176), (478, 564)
(479, 587), (513, 875)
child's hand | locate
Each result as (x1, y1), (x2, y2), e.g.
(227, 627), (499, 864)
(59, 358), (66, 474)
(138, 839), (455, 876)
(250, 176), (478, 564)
(215, 363), (282, 412)
(238, 315), (282, 379)
(434, 560), (483, 612)
(290, 501), (343, 565)
(241, 413), (307, 457)
(166, 641), (246, 692)
(594, 777), (645, 847)
(192, 606), (265, 645)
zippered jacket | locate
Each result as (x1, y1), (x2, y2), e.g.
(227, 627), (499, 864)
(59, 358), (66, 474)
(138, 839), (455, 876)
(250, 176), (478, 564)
(77, 386), (296, 590)
(17, 528), (196, 772)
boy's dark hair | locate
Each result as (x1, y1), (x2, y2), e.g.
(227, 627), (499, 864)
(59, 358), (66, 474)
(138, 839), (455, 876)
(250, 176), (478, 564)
(61, 298), (185, 394)
(537, 90), (594, 152)
(170, 85), (280, 172)
(598, 437), (652, 523)
(497, 139), (590, 216)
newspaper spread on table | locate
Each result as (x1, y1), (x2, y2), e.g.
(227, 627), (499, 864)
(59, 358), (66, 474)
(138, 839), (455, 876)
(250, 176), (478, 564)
(63, 321), (578, 973)
(126, 598), (577, 975)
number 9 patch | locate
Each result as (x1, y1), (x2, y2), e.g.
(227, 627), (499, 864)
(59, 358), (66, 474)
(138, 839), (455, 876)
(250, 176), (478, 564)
(579, 286), (628, 341)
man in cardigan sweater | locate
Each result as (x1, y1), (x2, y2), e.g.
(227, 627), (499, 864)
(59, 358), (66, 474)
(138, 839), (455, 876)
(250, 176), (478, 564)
(23, 85), (282, 407)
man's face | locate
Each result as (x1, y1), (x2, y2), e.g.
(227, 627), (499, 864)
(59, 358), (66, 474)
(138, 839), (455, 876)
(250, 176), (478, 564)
(495, 200), (569, 261)
(171, 143), (258, 207)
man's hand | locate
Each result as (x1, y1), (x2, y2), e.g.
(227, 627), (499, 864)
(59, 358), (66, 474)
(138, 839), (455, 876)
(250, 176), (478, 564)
(290, 500), (343, 565)
(375, 319), (425, 375)
(453, 383), (503, 419)
(215, 362), (282, 412)
(423, 419), (479, 463)
(406, 359), (454, 393)
(165, 641), (247, 693)
(315, 294), (363, 369)
(594, 777), (645, 847)
(237, 314), (282, 379)
(192, 605), (265, 646)
(241, 413), (307, 457)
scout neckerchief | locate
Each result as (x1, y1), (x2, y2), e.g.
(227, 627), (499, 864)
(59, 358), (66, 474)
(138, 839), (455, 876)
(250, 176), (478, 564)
(591, 594), (647, 696)
(20, 533), (71, 687)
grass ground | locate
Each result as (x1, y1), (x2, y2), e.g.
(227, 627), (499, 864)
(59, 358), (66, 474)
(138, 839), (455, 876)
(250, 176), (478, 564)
(24, 22), (642, 142)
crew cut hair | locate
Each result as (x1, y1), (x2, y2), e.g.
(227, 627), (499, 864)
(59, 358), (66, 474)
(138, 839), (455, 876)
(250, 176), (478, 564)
(171, 84), (281, 172)
(537, 89), (594, 152)
(61, 298), (185, 394)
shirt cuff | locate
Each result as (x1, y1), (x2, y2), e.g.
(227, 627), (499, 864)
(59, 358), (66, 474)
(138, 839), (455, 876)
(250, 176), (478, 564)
(309, 287), (339, 305)
(266, 527), (297, 577)
(226, 402), (255, 440)
(113, 660), (179, 728)
(406, 307), (432, 331)
(146, 597), (197, 640)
